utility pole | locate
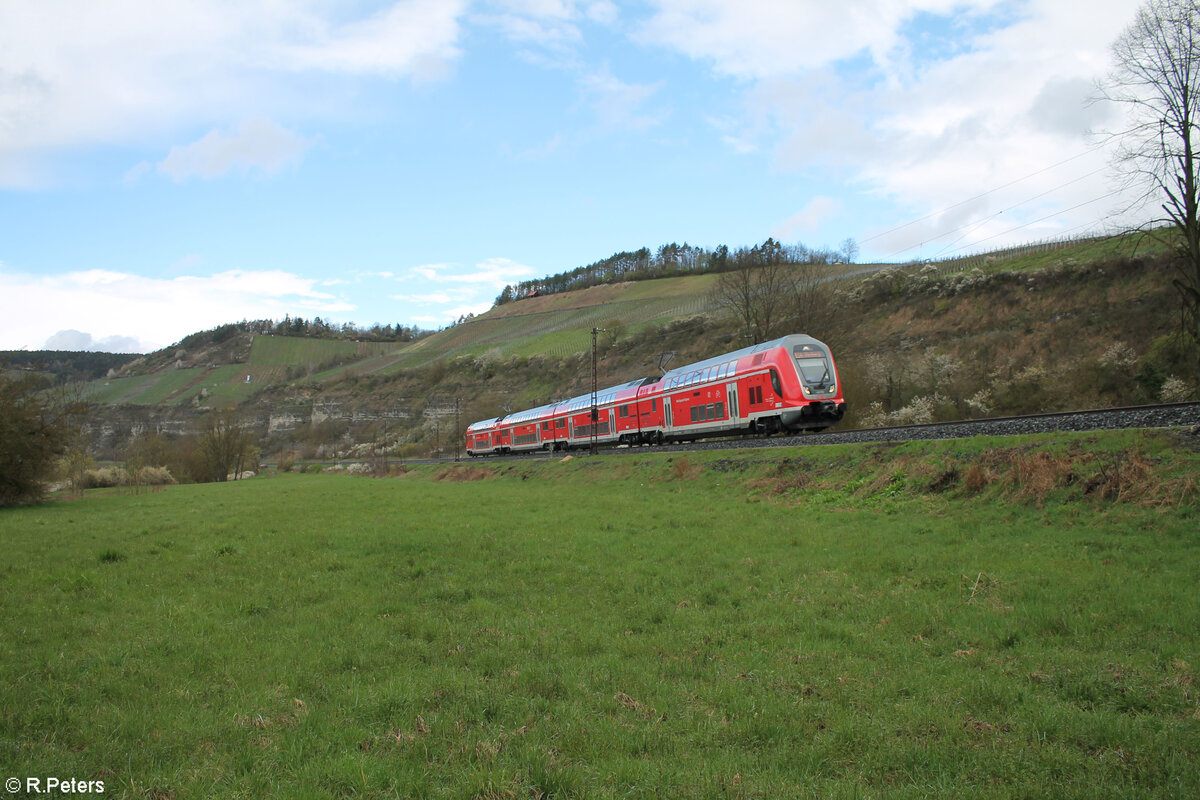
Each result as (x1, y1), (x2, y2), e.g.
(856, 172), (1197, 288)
(453, 397), (460, 462)
(591, 327), (606, 455)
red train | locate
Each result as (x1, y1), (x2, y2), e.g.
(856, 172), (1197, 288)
(465, 334), (845, 456)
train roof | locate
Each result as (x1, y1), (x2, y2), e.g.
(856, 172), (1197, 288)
(658, 333), (825, 382)
(553, 376), (653, 415)
(503, 402), (559, 425)
(465, 418), (500, 433)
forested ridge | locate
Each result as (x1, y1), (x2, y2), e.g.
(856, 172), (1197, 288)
(493, 236), (858, 306)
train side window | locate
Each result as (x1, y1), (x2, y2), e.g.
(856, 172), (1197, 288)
(652, 398), (658, 412)
(770, 369), (782, 395)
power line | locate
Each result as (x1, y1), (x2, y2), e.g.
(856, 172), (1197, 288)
(951, 189), (1125, 253)
(861, 143), (1110, 248)
(922, 166), (1110, 259)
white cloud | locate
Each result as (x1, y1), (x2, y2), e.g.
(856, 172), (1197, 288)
(636, 0), (1002, 81)
(579, 67), (666, 131)
(409, 263), (455, 281)
(269, 0), (465, 81)
(774, 196), (840, 241)
(43, 329), (143, 353)
(585, 1), (619, 25)
(157, 117), (314, 181)
(390, 258), (539, 326)
(0, 0), (468, 186)
(640, 0), (1148, 255)
(476, 0), (617, 49)
(0, 266), (353, 352)
(409, 257), (537, 290)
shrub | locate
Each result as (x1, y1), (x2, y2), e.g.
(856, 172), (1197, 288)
(0, 373), (87, 506)
(1161, 375), (1197, 402)
(81, 465), (176, 489)
(83, 467), (128, 489)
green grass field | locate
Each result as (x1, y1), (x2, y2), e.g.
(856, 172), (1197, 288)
(2, 431), (1198, 798)
(248, 336), (398, 367)
(80, 370), (206, 406)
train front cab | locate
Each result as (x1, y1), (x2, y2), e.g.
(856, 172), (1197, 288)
(779, 337), (845, 431)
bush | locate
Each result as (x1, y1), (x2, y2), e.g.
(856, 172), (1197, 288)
(83, 467), (128, 489)
(1161, 375), (1198, 402)
(80, 466), (177, 490)
(0, 372), (87, 506)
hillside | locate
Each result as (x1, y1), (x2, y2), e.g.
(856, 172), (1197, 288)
(78, 232), (1198, 463)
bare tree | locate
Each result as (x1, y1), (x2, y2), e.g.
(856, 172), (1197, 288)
(196, 408), (257, 482)
(840, 237), (860, 264)
(1104, 0), (1200, 348)
(786, 262), (838, 336)
(711, 259), (795, 344)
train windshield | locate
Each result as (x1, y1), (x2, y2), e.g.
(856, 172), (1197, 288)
(792, 344), (832, 388)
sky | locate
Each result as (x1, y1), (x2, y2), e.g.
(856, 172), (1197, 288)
(0, 0), (1149, 353)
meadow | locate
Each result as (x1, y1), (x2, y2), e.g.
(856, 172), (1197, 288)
(1, 430), (1198, 798)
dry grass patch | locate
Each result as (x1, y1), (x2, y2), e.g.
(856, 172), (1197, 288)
(434, 464), (496, 482)
(664, 456), (702, 481)
(1008, 450), (1076, 504)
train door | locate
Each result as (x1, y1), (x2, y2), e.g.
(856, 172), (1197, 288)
(726, 382), (739, 421)
(664, 399), (672, 432)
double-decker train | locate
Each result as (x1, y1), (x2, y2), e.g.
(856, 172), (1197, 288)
(464, 334), (845, 456)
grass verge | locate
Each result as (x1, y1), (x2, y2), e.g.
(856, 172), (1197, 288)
(2, 430), (1198, 798)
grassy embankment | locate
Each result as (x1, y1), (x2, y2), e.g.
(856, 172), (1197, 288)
(2, 429), (1198, 798)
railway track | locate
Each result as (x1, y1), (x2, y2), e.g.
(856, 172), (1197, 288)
(464, 401), (1200, 462)
(662, 401), (1200, 454)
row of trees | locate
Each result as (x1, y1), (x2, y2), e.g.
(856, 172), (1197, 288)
(494, 237), (859, 305)
(172, 317), (429, 352)
(270, 316), (428, 343)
